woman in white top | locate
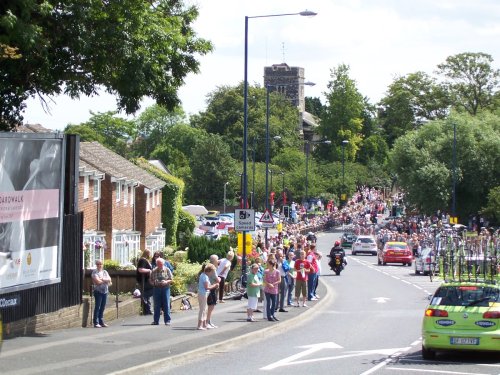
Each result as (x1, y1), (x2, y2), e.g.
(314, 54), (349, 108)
(216, 250), (234, 303)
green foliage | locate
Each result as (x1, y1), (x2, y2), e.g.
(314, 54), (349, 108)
(437, 52), (500, 115)
(318, 64), (364, 162)
(103, 259), (121, 271)
(356, 134), (389, 165)
(177, 209), (196, 249)
(378, 71), (450, 146)
(170, 261), (201, 296)
(187, 236), (233, 264)
(134, 157), (184, 247)
(390, 113), (500, 219)
(1, 0), (213, 130)
(481, 186), (500, 224)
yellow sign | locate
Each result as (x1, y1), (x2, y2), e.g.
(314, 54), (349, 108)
(450, 216), (458, 224)
(277, 222), (283, 232)
(237, 233), (253, 256)
(341, 194), (346, 201)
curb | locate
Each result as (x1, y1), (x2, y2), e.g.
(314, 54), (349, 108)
(108, 278), (334, 375)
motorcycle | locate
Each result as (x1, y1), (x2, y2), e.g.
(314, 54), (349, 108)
(328, 253), (345, 275)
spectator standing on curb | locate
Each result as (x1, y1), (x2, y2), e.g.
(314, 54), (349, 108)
(285, 251), (296, 306)
(313, 250), (322, 299)
(206, 254), (221, 328)
(246, 263), (261, 322)
(91, 259), (112, 328)
(294, 250), (311, 307)
(197, 263), (218, 330)
(149, 258), (174, 326)
(136, 249), (153, 315)
(263, 258), (281, 321)
(306, 244), (319, 301)
(276, 250), (288, 312)
(217, 250), (234, 303)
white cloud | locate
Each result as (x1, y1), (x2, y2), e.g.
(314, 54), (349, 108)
(23, 0), (500, 130)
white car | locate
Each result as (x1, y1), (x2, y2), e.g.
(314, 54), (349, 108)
(351, 235), (378, 256)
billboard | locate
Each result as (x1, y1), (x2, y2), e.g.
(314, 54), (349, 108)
(0, 133), (65, 293)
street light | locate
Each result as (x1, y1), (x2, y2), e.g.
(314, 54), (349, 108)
(242, 10), (317, 284)
(304, 139), (331, 202)
(223, 181), (229, 214)
(252, 135), (281, 209)
(451, 122), (457, 220)
(280, 170), (285, 206)
(341, 140), (349, 203)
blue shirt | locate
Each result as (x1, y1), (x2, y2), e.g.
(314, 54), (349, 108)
(198, 273), (209, 294)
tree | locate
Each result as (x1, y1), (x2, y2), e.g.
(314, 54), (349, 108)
(0, 0), (213, 130)
(317, 64), (364, 162)
(390, 113), (500, 219)
(64, 111), (135, 157)
(132, 104), (187, 158)
(305, 96), (325, 118)
(437, 52), (500, 115)
(378, 71), (449, 146)
(481, 186), (500, 225)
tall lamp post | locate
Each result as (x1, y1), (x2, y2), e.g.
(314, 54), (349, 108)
(341, 140), (349, 204)
(242, 10), (317, 284)
(451, 123), (457, 220)
(252, 135), (281, 209)
(305, 139), (331, 202)
(223, 181), (229, 214)
(280, 171), (285, 206)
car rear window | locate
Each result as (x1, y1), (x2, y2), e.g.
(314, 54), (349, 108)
(386, 244), (407, 250)
(358, 238), (374, 244)
(431, 285), (500, 307)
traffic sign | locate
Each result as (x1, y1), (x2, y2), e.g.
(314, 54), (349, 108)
(234, 209), (255, 231)
(259, 209), (274, 224)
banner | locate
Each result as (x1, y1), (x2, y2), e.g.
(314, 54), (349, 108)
(0, 135), (64, 292)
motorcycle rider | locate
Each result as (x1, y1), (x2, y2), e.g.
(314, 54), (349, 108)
(329, 240), (347, 268)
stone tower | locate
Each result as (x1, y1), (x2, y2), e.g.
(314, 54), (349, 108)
(263, 63), (306, 112)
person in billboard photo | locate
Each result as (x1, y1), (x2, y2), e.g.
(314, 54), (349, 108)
(0, 137), (62, 289)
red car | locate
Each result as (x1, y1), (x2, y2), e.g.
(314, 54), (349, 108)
(378, 241), (413, 266)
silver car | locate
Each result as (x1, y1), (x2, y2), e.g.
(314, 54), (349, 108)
(351, 235), (378, 256)
(414, 247), (436, 275)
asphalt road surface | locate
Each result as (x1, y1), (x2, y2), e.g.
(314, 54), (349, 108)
(153, 230), (500, 375)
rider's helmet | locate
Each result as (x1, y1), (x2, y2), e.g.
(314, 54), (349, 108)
(334, 240), (340, 247)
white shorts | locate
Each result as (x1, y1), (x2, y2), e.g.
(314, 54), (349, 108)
(247, 296), (258, 310)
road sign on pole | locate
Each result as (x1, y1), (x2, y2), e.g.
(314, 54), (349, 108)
(235, 209), (255, 231)
(259, 209), (274, 224)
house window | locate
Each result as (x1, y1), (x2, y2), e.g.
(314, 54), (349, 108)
(83, 234), (106, 269)
(130, 186), (135, 206)
(156, 190), (160, 206)
(112, 232), (140, 266)
(146, 191), (150, 212)
(116, 181), (121, 202)
(123, 184), (128, 205)
(83, 175), (89, 199)
(93, 178), (101, 200)
(152, 190), (156, 209)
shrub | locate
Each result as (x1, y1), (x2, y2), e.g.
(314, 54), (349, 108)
(171, 261), (202, 296)
(103, 259), (121, 270)
(187, 235), (233, 264)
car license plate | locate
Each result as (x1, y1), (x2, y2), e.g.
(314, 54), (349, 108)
(394, 252), (403, 255)
(450, 337), (479, 345)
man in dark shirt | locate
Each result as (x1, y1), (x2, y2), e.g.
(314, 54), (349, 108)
(136, 249), (153, 315)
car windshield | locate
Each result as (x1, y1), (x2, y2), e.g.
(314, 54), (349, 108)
(431, 285), (500, 307)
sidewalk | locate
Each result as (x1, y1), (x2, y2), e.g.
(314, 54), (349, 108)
(0, 281), (329, 375)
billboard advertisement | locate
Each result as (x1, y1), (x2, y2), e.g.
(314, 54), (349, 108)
(0, 134), (65, 293)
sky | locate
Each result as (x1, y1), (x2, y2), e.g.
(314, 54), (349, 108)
(23, 0), (500, 130)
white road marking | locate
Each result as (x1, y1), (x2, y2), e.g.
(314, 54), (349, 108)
(358, 347), (412, 375)
(373, 297), (391, 303)
(260, 342), (342, 370)
(386, 368), (490, 375)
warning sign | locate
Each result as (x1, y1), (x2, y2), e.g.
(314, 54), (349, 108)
(259, 209), (274, 224)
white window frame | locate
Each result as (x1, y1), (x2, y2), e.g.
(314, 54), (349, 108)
(130, 186), (135, 206)
(112, 232), (141, 266)
(146, 191), (150, 212)
(123, 183), (128, 206)
(156, 190), (160, 206)
(116, 181), (121, 202)
(83, 234), (106, 269)
(83, 175), (89, 199)
(93, 178), (101, 201)
(152, 190), (156, 209)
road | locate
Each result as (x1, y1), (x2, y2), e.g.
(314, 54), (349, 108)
(153, 230), (500, 375)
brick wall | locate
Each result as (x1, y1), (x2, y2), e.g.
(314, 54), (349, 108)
(79, 176), (99, 230)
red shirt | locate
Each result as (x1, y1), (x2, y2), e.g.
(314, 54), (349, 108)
(294, 259), (311, 281)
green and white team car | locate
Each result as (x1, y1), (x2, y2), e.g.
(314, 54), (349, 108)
(422, 280), (500, 359)
(421, 237), (500, 359)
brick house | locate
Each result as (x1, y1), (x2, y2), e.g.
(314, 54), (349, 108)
(79, 142), (166, 267)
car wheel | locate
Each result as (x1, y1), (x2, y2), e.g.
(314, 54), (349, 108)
(421, 345), (435, 360)
(382, 261), (387, 265)
(415, 269), (421, 275)
(372, 252), (377, 256)
(352, 251), (356, 256)
(408, 262), (412, 267)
